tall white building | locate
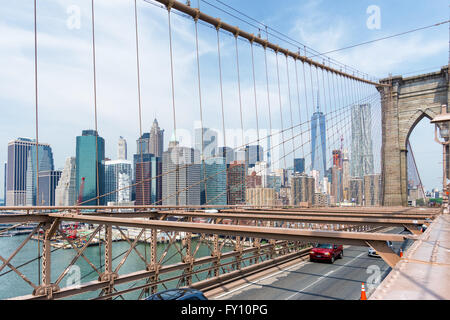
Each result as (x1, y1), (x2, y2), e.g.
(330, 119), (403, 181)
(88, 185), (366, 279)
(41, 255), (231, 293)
(118, 136), (127, 160)
(252, 161), (269, 188)
(351, 104), (374, 178)
(162, 143), (201, 206)
(322, 177), (329, 194)
(149, 119), (164, 157)
(55, 157), (77, 206)
(311, 169), (321, 193)
(105, 160), (132, 204)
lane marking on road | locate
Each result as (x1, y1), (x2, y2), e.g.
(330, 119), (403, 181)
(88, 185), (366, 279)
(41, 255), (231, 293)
(285, 251), (366, 300)
(213, 259), (310, 299)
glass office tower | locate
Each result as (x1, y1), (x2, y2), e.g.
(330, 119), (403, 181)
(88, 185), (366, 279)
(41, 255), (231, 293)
(310, 106), (326, 178)
(26, 144), (54, 205)
(294, 158), (305, 173)
(6, 138), (54, 206)
(105, 160), (133, 204)
(75, 130), (105, 206)
(201, 157), (227, 205)
(38, 170), (62, 206)
(133, 153), (162, 205)
(245, 145), (264, 168)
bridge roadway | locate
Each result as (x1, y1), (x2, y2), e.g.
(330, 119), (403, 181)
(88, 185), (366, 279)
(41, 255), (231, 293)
(370, 214), (450, 299)
(208, 227), (411, 300)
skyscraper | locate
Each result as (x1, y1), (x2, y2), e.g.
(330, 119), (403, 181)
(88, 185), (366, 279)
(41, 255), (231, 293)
(291, 173), (315, 206)
(245, 145), (264, 168)
(201, 157), (227, 205)
(55, 157), (77, 206)
(149, 119), (164, 158)
(105, 160), (133, 204)
(75, 130), (105, 206)
(331, 166), (343, 204)
(294, 158), (305, 173)
(227, 161), (246, 205)
(310, 169), (321, 193)
(246, 188), (275, 206)
(162, 144), (201, 206)
(342, 149), (350, 201)
(38, 170), (61, 206)
(136, 132), (150, 155)
(351, 104), (374, 178)
(118, 136), (127, 160)
(26, 144), (54, 205)
(332, 150), (342, 168)
(364, 174), (381, 206)
(349, 177), (364, 206)
(215, 146), (234, 165)
(134, 154), (162, 205)
(6, 138), (54, 206)
(311, 101), (327, 178)
(195, 127), (218, 160)
(252, 161), (269, 188)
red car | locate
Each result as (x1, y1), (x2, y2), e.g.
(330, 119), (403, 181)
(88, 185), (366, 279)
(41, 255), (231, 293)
(309, 243), (344, 263)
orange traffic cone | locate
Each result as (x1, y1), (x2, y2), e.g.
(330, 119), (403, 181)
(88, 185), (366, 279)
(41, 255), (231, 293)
(360, 283), (367, 300)
(399, 249), (403, 258)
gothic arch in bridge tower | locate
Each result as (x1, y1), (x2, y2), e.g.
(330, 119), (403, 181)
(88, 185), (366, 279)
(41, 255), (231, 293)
(377, 66), (449, 206)
(404, 108), (439, 147)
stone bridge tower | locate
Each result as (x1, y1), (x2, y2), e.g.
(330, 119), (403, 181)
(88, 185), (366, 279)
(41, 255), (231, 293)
(377, 66), (449, 206)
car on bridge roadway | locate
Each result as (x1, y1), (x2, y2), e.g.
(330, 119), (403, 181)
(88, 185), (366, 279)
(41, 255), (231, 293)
(309, 243), (343, 263)
(368, 241), (393, 257)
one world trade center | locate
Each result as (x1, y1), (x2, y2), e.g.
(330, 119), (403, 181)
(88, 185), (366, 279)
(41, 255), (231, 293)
(310, 94), (327, 178)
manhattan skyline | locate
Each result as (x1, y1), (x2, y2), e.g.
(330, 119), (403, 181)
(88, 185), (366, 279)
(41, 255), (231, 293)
(0, 0), (447, 198)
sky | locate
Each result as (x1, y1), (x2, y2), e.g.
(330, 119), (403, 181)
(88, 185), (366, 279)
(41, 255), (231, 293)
(0, 0), (448, 200)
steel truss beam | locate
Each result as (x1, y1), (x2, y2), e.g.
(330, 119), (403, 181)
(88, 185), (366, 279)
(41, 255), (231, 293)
(1, 210), (425, 300)
(37, 213), (415, 246)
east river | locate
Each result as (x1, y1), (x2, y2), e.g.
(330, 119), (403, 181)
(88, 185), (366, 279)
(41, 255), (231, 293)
(0, 234), (233, 300)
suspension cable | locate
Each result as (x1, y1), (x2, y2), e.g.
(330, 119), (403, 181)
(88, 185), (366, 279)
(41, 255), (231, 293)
(193, 16), (208, 204)
(275, 51), (287, 170)
(134, 0), (146, 205)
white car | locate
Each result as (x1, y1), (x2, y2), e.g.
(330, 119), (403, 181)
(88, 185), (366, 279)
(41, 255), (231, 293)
(368, 241), (393, 257)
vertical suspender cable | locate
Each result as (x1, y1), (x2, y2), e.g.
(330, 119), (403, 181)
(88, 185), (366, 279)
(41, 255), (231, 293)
(309, 63), (316, 172)
(216, 26), (228, 204)
(301, 47), (311, 170)
(285, 55), (296, 162)
(90, 0), (100, 206)
(275, 51), (287, 170)
(263, 46), (273, 170)
(250, 40), (261, 207)
(250, 41), (260, 146)
(166, 3), (179, 205)
(235, 35), (245, 151)
(234, 34), (245, 205)
(193, 16), (208, 204)
(167, 4), (178, 146)
(34, 0), (40, 281)
(90, 0), (102, 272)
(294, 57), (305, 163)
(33, 0), (40, 207)
(134, 0), (146, 206)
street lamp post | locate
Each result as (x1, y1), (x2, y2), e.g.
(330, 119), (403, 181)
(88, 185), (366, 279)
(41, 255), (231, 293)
(431, 104), (450, 214)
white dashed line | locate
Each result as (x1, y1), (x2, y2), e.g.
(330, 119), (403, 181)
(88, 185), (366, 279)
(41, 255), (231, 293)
(285, 251), (366, 300)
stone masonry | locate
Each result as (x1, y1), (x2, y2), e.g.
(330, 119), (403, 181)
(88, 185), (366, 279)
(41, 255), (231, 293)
(377, 66), (449, 206)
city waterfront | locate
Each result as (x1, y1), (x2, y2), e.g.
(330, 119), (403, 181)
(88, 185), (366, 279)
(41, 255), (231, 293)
(0, 234), (233, 300)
